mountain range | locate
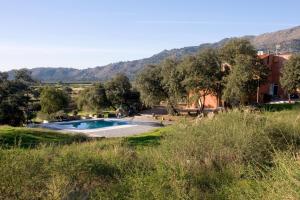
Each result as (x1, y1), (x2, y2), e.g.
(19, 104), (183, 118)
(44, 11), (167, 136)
(7, 26), (300, 83)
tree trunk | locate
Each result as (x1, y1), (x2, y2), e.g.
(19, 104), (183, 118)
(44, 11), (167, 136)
(197, 95), (205, 114)
(256, 86), (260, 104)
(166, 100), (178, 116)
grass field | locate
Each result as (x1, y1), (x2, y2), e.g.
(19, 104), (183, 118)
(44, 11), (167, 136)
(0, 126), (89, 148)
(1, 105), (300, 199)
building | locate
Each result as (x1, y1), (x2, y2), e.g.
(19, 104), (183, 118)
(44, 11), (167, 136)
(256, 53), (291, 102)
(187, 53), (292, 110)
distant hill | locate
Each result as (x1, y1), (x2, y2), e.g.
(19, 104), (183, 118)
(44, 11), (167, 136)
(7, 26), (300, 82)
(252, 26), (300, 52)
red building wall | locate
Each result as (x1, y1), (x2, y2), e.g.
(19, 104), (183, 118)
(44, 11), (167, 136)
(256, 54), (291, 102)
(186, 53), (292, 110)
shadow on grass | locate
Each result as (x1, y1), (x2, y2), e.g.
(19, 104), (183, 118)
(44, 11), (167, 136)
(0, 126), (91, 149)
(125, 130), (163, 147)
(126, 135), (161, 147)
(261, 102), (300, 112)
(0, 134), (91, 149)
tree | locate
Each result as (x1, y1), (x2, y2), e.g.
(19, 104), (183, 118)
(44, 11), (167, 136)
(281, 54), (300, 100)
(77, 83), (109, 112)
(180, 48), (224, 112)
(0, 70), (36, 126)
(222, 55), (254, 105)
(13, 69), (37, 122)
(135, 65), (166, 107)
(40, 87), (69, 115)
(220, 38), (257, 66)
(161, 59), (186, 114)
(105, 74), (132, 109)
(136, 58), (185, 115)
(14, 69), (35, 83)
(221, 39), (268, 106)
(0, 72), (25, 126)
(0, 72), (9, 101)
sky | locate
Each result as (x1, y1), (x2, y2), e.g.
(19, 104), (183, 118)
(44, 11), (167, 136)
(0, 0), (299, 71)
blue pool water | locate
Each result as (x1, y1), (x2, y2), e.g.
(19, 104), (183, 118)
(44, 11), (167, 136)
(58, 120), (129, 130)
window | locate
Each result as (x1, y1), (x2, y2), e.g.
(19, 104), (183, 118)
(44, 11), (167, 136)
(269, 84), (279, 96)
(273, 84), (279, 96)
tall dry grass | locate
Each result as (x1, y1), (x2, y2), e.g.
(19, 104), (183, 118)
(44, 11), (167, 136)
(1, 108), (300, 199)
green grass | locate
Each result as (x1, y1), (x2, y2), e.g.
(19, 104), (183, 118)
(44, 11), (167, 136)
(0, 126), (89, 148)
(260, 102), (300, 112)
(125, 128), (164, 147)
(1, 107), (300, 199)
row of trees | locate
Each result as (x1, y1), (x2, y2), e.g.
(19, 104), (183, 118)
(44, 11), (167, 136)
(39, 74), (141, 120)
(136, 39), (269, 114)
(0, 70), (141, 125)
(77, 74), (140, 113)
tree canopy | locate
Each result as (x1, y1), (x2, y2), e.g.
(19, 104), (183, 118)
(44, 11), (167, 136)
(220, 38), (257, 66)
(0, 69), (36, 126)
(40, 87), (70, 115)
(77, 83), (109, 112)
(135, 58), (185, 114)
(180, 48), (224, 110)
(105, 74), (132, 108)
(135, 65), (166, 107)
(280, 54), (300, 97)
(136, 39), (269, 112)
(221, 39), (268, 105)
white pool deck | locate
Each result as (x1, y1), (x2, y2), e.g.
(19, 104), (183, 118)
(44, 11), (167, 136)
(39, 117), (166, 138)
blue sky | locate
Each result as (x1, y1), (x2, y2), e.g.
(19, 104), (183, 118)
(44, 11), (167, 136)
(0, 0), (299, 70)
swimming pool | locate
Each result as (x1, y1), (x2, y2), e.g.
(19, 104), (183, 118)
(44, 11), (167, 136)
(43, 119), (131, 131)
(58, 120), (129, 130)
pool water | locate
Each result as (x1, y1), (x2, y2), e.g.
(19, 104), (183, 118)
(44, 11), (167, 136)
(58, 120), (129, 130)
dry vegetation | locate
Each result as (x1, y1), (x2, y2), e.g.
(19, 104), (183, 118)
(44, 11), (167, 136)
(1, 104), (300, 199)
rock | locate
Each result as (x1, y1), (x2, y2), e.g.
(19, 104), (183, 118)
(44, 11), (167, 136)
(207, 112), (215, 120)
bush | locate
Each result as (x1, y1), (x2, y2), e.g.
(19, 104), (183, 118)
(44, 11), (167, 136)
(37, 110), (68, 121)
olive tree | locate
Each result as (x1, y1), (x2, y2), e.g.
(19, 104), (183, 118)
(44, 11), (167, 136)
(77, 83), (110, 112)
(221, 39), (268, 106)
(180, 48), (224, 112)
(105, 74), (132, 109)
(0, 69), (36, 126)
(136, 58), (185, 115)
(280, 54), (300, 101)
(40, 87), (69, 115)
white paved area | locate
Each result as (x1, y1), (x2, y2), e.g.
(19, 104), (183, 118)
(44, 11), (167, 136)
(40, 116), (167, 138)
(82, 124), (160, 137)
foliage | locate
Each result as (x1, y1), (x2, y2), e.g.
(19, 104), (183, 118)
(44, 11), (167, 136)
(160, 59), (186, 103)
(40, 86), (70, 115)
(135, 65), (167, 107)
(77, 83), (110, 112)
(105, 74), (132, 108)
(220, 38), (257, 65)
(37, 110), (70, 121)
(181, 48), (224, 111)
(280, 54), (300, 96)
(1, 108), (300, 199)
(75, 74), (141, 113)
(136, 59), (185, 115)
(221, 39), (269, 105)
(0, 69), (36, 126)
